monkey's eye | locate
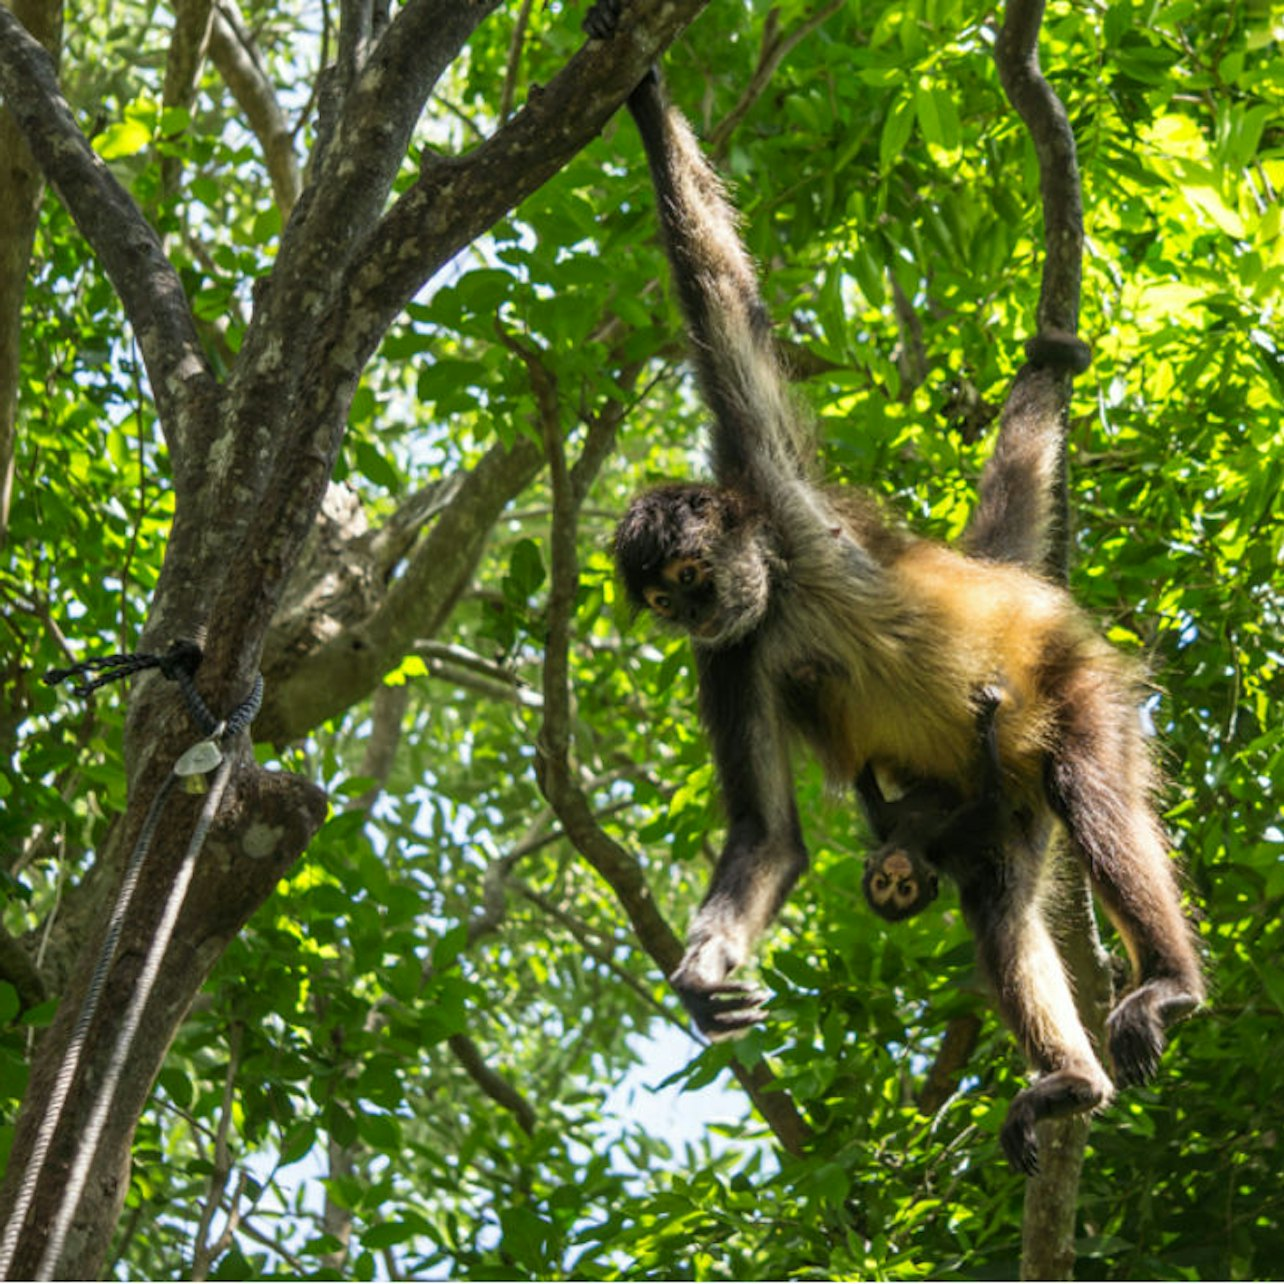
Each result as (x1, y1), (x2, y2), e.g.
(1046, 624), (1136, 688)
(662, 557), (706, 589)
(644, 587), (674, 616)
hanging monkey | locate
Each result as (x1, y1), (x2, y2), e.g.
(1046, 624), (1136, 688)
(586, 4), (1203, 1174)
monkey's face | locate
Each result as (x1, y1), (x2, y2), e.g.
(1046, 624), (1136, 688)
(862, 846), (940, 922)
(615, 483), (771, 646)
(642, 556), (720, 635)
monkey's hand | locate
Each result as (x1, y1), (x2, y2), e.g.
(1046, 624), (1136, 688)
(583, 0), (624, 39)
(672, 976), (768, 1038)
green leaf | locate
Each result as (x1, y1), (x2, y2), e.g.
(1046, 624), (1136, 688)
(94, 118), (151, 159)
(879, 95), (915, 173)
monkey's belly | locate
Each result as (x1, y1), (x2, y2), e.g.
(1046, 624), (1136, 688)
(785, 668), (977, 789)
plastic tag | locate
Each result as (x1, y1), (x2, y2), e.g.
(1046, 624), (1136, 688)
(175, 737), (223, 777)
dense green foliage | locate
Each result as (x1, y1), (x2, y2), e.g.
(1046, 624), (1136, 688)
(2, 0), (1282, 1277)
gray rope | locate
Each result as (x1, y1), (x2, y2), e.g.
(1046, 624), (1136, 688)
(36, 753), (235, 1281)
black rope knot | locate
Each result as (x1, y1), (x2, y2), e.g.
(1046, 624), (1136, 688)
(44, 639), (261, 741)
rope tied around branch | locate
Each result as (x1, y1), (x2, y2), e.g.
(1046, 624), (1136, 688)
(43, 638), (257, 739)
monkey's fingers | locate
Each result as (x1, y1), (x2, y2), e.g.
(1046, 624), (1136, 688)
(999, 1111), (1040, 1177)
(675, 980), (769, 1037)
(583, 0), (623, 38)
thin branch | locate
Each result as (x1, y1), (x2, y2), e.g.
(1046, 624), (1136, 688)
(0, 7), (216, 459)
(190, 1023), (243, 1281)
(446, 1033), (536, 1135)
(209, 1), (302, 213)
(354, 682), (410, 812)
(233, 1214), (307, 1274)
(160, 0), (215, 195)
(708, 0), (846, 156)
(419, 654), (543, 708)
(499, 0), (535, 123)
(515, 882), (686, 1031)
(526, 330), (812, 1157)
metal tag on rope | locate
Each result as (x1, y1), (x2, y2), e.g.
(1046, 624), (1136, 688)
(174, 727), (226, 778)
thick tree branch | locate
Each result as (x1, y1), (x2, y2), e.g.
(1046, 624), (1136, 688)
(228, 0), (504, 420)
(0, 753), (326, 1278)
(180, 0), (710, 721)
(255, 432), (543, 742)
(0, 6), (216, 464)
(330, 0), (711, 387)
(0, 5), (724, 1274)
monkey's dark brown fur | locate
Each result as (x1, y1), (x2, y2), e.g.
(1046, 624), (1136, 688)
(591, 12), (1203, 1174)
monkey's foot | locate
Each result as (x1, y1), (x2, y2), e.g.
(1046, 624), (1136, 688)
(671, 976), (767, 1038)
(1107, 1001), (1165, 1087)
(999, 1066), (1113, 1177)
(1107, 982), (1199, 1087)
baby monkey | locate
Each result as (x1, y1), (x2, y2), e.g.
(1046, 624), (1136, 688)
(861, 685), (1014, 924)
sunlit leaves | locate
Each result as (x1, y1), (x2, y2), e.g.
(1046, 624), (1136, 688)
(2, 0), (1282, 1278)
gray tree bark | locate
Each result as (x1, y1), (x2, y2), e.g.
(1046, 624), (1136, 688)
(0, 0), (710, 1274)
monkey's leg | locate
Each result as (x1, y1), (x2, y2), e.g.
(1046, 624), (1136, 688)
(1047, 668), (1205, 1084)
(962, 865), (1114, 1175)
(1048, 746), (1204, 1086)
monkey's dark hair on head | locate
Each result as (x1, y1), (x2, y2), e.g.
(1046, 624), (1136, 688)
(614, 483), (726, 606)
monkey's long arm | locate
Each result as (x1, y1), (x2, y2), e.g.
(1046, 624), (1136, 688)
(626, 75), (813, 494)
(671, 640), (808, 1033)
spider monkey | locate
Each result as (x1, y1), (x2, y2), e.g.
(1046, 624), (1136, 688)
(587, 4), (1203, 1173)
